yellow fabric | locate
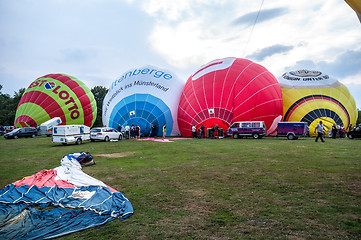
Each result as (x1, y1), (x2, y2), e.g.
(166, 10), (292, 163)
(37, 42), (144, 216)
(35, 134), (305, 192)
(345, 0), (361, 22)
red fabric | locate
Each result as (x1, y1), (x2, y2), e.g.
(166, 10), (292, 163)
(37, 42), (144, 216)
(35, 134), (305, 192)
(15, 91), (66, 127)
(13, 169), (74, 188)
(178, 58), (283, 136)
(40, 74), (94, 127)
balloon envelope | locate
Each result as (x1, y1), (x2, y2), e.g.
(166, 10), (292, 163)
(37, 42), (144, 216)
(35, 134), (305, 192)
(278, 70), (357, 136)
(345, 0), (361, 23)
(14, 74), (97, 128)
(102, 66), (184, 136)
(177, 57), (283, 136)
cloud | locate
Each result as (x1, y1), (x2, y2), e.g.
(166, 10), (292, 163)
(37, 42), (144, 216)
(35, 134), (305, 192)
(231, 7), (288, 27)
(141, 0), (192, 20)
(284, 48), (361, 79)
(246, 44), (294, 61)
(60, 48), (97, 63)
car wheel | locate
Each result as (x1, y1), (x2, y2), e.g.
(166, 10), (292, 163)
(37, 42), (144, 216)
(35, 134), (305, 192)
(91, 139), (95, 142)
(252, 133), (260, 139)
(233, 133), (239, 139)
(105, 136), (110, 142)
(31, 134), (36, 138)
(348, 134), (353, 139)
(287, 134), (295, 140)
(76, 138), (82, 145)
(118, 134), (123, 141)
(14, 135), (18, 139)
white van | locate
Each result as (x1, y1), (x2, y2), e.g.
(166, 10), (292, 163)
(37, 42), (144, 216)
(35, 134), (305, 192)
(39, 117), (62, 136)
(52, 125), (90, 145)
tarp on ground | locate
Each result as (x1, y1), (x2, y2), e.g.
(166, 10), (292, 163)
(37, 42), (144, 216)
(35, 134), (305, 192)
(0, 153), (133, 239)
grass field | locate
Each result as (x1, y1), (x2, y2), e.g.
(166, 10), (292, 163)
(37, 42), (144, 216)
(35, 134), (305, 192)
(0, 135), (360, 239)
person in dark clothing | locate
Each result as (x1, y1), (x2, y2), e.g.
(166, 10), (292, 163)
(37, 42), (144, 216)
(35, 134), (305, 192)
(209, 126), (214, 139)
(151, 124), (157, 137)
(200, 125), (206, 138)
(331, 124), (337, 139)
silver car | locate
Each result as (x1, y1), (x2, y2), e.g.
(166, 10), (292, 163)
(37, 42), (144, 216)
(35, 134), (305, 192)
(90, 127), (123, 142)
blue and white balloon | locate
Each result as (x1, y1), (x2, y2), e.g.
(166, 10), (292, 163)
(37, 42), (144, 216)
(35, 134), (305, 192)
(102, 66), (184, 136)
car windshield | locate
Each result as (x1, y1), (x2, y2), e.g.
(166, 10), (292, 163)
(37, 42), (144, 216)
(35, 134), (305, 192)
(8, 129), (20, 134)
(91, 129), (101, 133)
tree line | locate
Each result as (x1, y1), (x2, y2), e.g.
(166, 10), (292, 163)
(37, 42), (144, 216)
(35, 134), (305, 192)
(1, 84), (360, 127)
(0, 84), (108, 127)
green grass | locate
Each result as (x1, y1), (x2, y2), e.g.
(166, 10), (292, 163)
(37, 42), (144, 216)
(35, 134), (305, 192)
(1, 136), (360, 239)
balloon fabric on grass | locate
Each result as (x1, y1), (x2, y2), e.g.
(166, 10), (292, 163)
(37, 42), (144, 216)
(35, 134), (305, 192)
(0, 153), (133, 239)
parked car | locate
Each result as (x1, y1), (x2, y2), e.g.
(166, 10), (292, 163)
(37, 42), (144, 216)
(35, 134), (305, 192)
(347, 126), (361, 139)
(225, 121), (266, 139)
(90, 127), (123, 142)
(4, 127), (38, 139)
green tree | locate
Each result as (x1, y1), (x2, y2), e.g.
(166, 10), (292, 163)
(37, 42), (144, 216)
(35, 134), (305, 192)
(0, 85), (25, 126)
(91, 86), (108, 127)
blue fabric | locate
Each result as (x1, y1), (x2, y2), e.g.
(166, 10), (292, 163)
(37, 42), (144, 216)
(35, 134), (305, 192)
(109, 93), (173, 136)
(0, 203), (120, 240)
(0, 175), (133, 239)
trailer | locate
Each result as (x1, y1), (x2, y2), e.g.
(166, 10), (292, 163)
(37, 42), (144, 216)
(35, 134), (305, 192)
(52, 125), (90, 145)
(277, 122), (308, 140)
(39, 117), (62, 136)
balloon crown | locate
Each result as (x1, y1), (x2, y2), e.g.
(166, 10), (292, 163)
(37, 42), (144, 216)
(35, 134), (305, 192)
(290, 69), (322, 77)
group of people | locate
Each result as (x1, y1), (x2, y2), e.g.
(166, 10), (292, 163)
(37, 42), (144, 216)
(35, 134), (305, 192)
(119, 123), (141, 140)
(118, 123), (167, 140)
(331, 123), (347, 139)
(314, 120), (355, 142)
(192, 124), (221, 139)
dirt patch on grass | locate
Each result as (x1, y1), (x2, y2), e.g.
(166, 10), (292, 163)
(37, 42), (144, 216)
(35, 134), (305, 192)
(93, 152), (135, 158)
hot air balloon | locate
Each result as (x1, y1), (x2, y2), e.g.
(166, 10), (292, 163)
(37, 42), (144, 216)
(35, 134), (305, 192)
(345, 0), (361, 23)
(177, 57), (283, 137)
(278, 70), (358, 136)
(14, 74), (97, 128)
(102, 66), (184, 137)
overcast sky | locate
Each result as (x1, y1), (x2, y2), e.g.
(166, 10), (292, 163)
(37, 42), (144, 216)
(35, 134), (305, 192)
(1, 0), (360, 108)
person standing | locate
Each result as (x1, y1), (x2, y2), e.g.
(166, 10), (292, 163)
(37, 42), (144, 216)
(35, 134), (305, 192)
(200, 125), (206, 138)
(135, 125), (140, 139)
(151, 124), (157, 137)
(214, 124), (219, 139)
(339, 124), (345, 138)
(162, 123), (166, 139)
(331, 124), (337, 139)
(124, 124), (130, 139)
(130, 124), (135, 140)
(192, 125), (196, 138)
(209, 126), (214, 139)
(314, 120), (325, 142)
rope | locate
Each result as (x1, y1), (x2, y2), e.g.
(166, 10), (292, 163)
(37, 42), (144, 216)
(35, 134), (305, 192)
(242, 0), (264, 57)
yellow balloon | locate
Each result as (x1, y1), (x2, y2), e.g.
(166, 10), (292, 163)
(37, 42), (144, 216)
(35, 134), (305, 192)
(278, 70), (357, 137)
